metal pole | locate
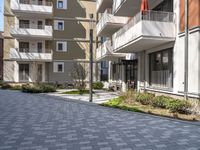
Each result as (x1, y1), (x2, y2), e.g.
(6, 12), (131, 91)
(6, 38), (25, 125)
(184, 0), (188, 100)
(89, 16), (93, 102)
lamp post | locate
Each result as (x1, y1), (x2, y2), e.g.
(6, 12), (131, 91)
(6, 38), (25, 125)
(89, 14), (94, 102)
(184, 0), (188, 100)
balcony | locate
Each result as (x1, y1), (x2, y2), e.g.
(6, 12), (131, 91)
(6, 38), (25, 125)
(97, 0), (113, 13)
(97, 9), (129, 37)
(10, 25), (52, 39)
(96, 40), (125, 61)
(11, 0), (52, 18)
(113, 0), (164, 17)
(9, 48), (53, 62)
(113, 11), (176, 53)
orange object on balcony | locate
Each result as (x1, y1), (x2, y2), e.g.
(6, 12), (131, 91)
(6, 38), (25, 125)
(140, 0), (149, 11)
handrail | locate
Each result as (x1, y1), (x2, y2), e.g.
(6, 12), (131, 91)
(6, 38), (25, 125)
(114, 10), (174, 38)
(11, 24), (52, 30)
(19, 0), (52, 6)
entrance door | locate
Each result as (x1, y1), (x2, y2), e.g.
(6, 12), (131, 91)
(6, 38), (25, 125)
(19, 64), (29, 82)
(37, 42), (43, 53)
(37, 64), (43, 82)
(124, 60), (138, 89)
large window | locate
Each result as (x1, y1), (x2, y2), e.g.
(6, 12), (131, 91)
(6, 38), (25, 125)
(19, 64), (29, 82)
(19, 42), (29, 52)
(100, 61), (108, 81)
(149, 48), (173, 89)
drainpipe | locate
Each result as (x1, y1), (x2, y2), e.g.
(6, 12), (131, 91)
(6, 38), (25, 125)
(144, 50), (146, 92)
(184, 0), (189, 100)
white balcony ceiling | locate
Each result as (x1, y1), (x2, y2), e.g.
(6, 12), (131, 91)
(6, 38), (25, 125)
(113, 0), (164, 17)
(113, 37), (175, 53)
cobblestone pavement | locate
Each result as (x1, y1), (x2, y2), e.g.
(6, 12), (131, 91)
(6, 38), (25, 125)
(0, 90), (200, 150)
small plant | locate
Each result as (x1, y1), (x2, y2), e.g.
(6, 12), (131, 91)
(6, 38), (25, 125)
(136, 92), (155, 105)
(92, 82), (104, 90)
(123, 90), (136, 104)
(166, 99), (191, 114)
(152, 96), (172, 108)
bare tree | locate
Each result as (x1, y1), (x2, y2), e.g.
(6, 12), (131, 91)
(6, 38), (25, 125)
(71, 62), (88, 93)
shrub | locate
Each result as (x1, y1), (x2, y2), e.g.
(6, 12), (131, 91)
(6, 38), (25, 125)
(0, 80), (4, 86)
(123, 90), (137, 104)
(1, 83), (12, 89)
(22, 84), (56, 93)
(166, 99), (191, 114)
(152, 96), (172, 108)
(92, 82), (104, 89)
(136, 93), (155, 105)
(11, 85), (22, 91)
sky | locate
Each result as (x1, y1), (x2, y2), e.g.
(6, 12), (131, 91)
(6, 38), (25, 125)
(0, 0), (3, 31)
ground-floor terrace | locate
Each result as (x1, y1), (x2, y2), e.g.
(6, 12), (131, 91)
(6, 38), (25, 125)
(102, 27), (200, 99)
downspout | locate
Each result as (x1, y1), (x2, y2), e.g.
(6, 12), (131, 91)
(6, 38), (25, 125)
(184, 0), (189, 100)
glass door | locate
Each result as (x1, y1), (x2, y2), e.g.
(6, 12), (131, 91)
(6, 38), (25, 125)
(19, 64), (29, 82)
(37, 42), (43, 53)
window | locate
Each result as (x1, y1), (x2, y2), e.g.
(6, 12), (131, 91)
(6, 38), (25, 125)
(149, 48), (173, 89)
(19, 42), (29, 52)
(56, 41), (67, 52)
(57, 0), (63, 8)
(53, 62), (64, 73)
(57, 0), (67, 9)
(58, 22), (64, 30)
(54, 20), (64, 30)
(58, 43), (63, 51)
(100, 61), (108, 81)
(19, 20), (30, 28)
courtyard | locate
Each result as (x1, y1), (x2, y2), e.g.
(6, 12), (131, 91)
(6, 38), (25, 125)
(0, 90), (200, 150)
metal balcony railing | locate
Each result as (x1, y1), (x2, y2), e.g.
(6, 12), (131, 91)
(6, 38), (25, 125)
(18, 24), (46, 30)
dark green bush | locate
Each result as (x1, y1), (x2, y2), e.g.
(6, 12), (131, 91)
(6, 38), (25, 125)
(1, 83), (12, 89)
(152, 96), (172, 108)
(22, 84), (56, 93)
(136, 93), (155, 105)
(92, 82), (104, 89)
(0, 80), (4, 86)
(166, 99), (191, 114)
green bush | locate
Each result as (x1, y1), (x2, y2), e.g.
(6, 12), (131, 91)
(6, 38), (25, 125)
(166, 99), (191, 114)
(92, 82), (104, 89)
(0, 80), (4, 86)
(11, 85), (22, 91)
(152, 96), (172, 108)
(136, 93), (155, 105)
(106, 96), (124, 106)
(22, 84), (56, 93)
(1, 83), (12, 89)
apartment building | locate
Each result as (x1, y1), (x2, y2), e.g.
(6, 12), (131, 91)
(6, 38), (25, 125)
(96, 0), (200, 98)
(3, 0), (97, 84)
(0, 32), (3, 80)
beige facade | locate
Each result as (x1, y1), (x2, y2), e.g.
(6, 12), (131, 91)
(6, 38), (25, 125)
(3, 0), (98, 84)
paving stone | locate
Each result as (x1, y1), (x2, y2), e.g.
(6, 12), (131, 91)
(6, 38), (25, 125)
(0, 90), (200, 150)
